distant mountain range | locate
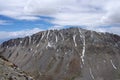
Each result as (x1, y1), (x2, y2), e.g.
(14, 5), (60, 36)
(0, 27), (120, 80)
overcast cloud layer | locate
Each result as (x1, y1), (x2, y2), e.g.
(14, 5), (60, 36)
(0, 0), (120, 25)
(0, 0), (120, 40)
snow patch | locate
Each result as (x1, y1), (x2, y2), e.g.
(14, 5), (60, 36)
(46, 42), (55, 48)
(78, 28), (86, 65)
(57, 49), (59, 52)
(41, 31), (46, 40)
(36, 44), (40, 47)
(32, 50), (37, 57)
(47, 42), (52, 47)
(90, 31), (93, 38)
(73, 35), (77, 47)
(33, 41), (36, 44)
(89, 68), (95, 80)
(110, 60), (117, 69)
(81, 39), (85, 64)
(47, 30), (50, 39)
(39, 72), (42, 76)
(6, 46), (9, 48)
(30, 48), (32, 51)
(55, 35), (58, 42)
(98, 32), (102, 35)
(65, 52), (67, 55)
(60, 32), (64, 41)
(28, 36), (31, 44)
(20, 41), (22, 44)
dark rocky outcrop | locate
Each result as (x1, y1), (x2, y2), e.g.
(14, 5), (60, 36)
(0, 27), (120, 80)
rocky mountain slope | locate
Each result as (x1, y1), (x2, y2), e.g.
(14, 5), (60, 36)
(0, 27), (120, 80)
(0, 56), (34, 80)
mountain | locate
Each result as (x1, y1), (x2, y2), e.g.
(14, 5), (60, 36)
(0, 27), (120, 80)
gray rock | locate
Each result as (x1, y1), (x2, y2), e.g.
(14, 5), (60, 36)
(0, 56), (34, 80)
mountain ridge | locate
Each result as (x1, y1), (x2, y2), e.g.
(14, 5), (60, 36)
(1, 27), (120, 46)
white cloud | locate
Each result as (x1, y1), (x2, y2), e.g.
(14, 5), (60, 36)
(101, 0), (120, 25)
(51, 12), (103, 26)
(0, 0), (120, 35)
(0, 28), (43, 39)
(0, 20), (10, 25)
(85, 26), (120, 35)
(49, 25), (64, 30)
(1, 0), (120, 24)
(0, 20), (6, 25)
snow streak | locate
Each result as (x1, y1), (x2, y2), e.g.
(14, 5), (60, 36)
(32, 50), (37, 57)
(28, 36), (31, 44)
(73, 35), (77, 47)
(20, 41), (22, 44)
(47, 30), (50, 39)
(60, 32), (64, 41)
(46, 42), (55, 49)
(46, 42), (52, 48)
(90, 31), (93, 38)
(79, 28), (86, 65)
(110, 60), (117, 69)
(55, 35), (58, 43)
(36, 44), (40, 47)
(41, 31), (46, 40)
(89, 68), (95, 80)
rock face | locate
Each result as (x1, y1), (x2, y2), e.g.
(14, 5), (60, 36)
(0, 56), (34, 80)
(0, 27), (120, 80)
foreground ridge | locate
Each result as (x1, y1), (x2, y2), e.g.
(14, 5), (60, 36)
(0, 55), (34, 80)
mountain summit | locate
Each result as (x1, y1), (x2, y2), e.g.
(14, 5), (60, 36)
(0, 27), (120, 80)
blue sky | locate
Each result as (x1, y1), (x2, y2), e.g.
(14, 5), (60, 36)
(0, 0), (120, 43)
(0, 15), (55, 31)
